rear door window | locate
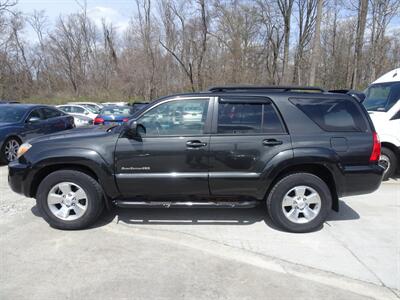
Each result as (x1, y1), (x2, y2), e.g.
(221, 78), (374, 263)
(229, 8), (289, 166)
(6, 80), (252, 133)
(41, 108), (64, 119)
(217, 98), (285, 134)
(290, 98), (368, 132)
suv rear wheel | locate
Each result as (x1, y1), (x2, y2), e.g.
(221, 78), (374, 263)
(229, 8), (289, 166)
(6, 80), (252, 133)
(36, 170), (104, 230)
(267, 173), (332, 233)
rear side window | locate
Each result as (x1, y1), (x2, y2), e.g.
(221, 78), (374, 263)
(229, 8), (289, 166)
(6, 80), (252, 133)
(42, 108), (63, 119)
(217, 100), (285, 134)
(290, 98), (368, 132)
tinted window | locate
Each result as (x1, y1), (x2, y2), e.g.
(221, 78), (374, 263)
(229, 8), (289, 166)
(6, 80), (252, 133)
(138, 99), (209, 136)
(27, 109), (45, 120)
(364, 82), (400, 112)
(42, 108), (63, 119)
(217, 101), (284, 134)
(290, 98), (368, 132)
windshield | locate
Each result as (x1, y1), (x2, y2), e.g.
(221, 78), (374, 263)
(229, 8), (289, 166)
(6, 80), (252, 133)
(0, 106), (27, 123)
(363, 82), (400, 111)
(100, 106), (134, 116)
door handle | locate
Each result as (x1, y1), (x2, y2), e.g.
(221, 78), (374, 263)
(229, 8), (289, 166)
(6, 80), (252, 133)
(186, 140), (207, 148)
(263, 139), (283, 146)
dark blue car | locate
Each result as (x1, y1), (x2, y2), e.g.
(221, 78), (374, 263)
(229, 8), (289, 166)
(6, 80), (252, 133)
(0, 104), (74, 163)
(94, 105), (135, 125)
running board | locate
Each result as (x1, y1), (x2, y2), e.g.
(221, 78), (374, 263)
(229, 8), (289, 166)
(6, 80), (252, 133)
(115, 200), (258, 208)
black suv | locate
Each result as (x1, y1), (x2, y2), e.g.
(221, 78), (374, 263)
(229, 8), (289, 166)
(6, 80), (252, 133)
(8, 86), (384, 232)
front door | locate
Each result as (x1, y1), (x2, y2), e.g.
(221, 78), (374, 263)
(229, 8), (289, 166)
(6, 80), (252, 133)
(208, 96), (292, 199)
(115, 97), (213, 198)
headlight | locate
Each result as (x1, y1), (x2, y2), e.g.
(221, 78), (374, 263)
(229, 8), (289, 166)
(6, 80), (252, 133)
(17, 143), (32, 159)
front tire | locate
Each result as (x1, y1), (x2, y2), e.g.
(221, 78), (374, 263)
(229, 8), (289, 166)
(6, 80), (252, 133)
(0, 137), (21, 164)
(267, 173), (332, 233)
(379, 147), (397, 181)
(36, 170), (104, 230)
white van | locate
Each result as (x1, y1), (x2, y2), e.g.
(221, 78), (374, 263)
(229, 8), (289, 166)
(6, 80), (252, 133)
(363, 68), (400, 180)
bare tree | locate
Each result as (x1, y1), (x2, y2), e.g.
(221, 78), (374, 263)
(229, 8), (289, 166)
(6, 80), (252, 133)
(309, 0), (322, 85)
(277, 0), (294, 84)
(351, 0), (368, 89)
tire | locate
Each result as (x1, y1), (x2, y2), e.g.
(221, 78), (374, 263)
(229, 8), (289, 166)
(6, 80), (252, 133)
(36, 170), (104, 230)
(266, 173), (332, 233)
(380, 147), (398, 181)
(0, 137), (21, 164)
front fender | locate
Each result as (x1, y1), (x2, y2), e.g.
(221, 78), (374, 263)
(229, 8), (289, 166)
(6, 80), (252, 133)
(24, 147), (119, 199)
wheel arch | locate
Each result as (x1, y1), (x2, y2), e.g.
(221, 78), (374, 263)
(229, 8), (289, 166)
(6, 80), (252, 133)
(265, 163), (339, 211)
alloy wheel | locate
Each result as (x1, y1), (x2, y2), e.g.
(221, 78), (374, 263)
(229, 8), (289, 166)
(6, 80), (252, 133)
(281, 185), (322, 224)
(4, 139), (20, 162)
(379, 154), (390, 176)
(47, 182), (88, 221)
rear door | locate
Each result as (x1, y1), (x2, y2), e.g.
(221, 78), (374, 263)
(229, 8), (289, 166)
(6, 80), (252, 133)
(208, 96), (291, 198)
(41, 107), (71, 132)
(115, 97), (213, 198)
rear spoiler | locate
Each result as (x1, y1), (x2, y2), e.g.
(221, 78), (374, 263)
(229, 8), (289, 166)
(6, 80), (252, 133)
(329, 89), (366, 103)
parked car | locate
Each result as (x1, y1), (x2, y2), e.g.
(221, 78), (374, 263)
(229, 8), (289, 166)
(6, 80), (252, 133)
(73, 115), (93, 127)
(0, 104), (74, 163)
(8, 86), (384, 232)
(56, 104), (98, 120)
(363, 68), (400, 180)
(67, 102), (103, 113)
(93, 106), (135, 125)
(0, 100), (20, 104)
(102, 102), (129, 107)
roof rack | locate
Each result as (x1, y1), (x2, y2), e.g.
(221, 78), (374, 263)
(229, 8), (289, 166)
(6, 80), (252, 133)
(208, 85), (326, 93)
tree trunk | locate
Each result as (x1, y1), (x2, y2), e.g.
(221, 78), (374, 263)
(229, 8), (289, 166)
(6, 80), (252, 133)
(351, 0), (368, 89)
(309, 0), (322, 86)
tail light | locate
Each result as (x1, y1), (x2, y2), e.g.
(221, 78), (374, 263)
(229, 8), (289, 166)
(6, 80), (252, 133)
(122, 118), (129, 122)
(94, 117), (104, 125)
(369, 132), (381, 162)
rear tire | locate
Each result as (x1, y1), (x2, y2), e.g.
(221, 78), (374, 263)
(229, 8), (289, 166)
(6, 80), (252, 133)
(380, 147), (397, 181)
(36, 170), (104, 230)
(267, 173), (332, 233)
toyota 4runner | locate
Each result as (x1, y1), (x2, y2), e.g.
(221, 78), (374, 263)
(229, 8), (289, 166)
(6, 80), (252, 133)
(8, 86), (384, 232)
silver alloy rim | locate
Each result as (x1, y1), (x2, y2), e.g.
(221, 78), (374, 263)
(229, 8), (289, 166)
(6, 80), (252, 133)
(281, 185), (321, 224)
(4, 139), (20, 162)
(379, 154), (390, 175)
(47, 182), (88, 221)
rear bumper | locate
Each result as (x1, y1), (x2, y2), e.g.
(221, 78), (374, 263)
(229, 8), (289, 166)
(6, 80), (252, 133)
(8, 160), (32, 198)
(338, 164), (384, 197)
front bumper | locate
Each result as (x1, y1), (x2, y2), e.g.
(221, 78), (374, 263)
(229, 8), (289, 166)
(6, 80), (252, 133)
(8, 160), (32, 197)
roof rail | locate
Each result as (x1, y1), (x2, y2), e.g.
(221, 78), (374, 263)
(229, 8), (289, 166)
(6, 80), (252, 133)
(208, 85), (326, 93)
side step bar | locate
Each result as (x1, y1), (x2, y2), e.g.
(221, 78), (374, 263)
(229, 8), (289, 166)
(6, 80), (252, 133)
(115, 200), (258, 208)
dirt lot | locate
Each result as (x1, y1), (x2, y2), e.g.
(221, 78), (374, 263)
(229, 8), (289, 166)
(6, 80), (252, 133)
(0, 165), (399, 299)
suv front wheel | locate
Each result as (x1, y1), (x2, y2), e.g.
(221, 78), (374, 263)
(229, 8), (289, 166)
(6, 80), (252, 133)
(267, 173), (332, 233)
(36, 170), (104, 230)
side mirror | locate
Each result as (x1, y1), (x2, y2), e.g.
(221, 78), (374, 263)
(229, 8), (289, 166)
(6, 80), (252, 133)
(27, 116), (41, 123)
(127, 121), (146, 139)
